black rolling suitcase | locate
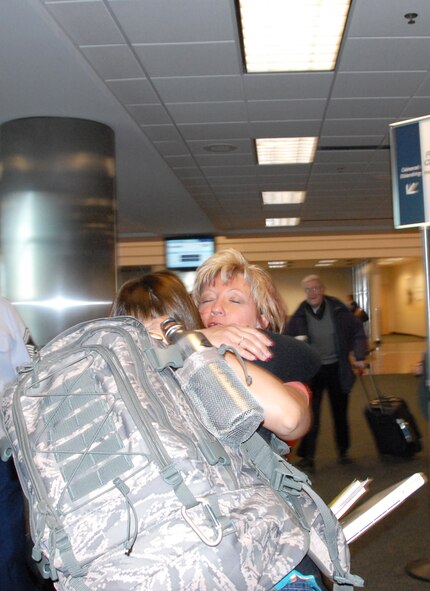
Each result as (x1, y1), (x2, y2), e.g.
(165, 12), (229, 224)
(360, 370), (422, 458)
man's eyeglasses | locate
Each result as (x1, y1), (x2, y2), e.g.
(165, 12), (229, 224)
(304, 287), (322, 294)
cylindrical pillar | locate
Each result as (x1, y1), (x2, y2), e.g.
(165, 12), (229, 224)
(0, 117), (116, 345)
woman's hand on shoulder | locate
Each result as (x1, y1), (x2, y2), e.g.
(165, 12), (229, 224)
(143, 315), (170, 339)
(199, 324), (273, 361)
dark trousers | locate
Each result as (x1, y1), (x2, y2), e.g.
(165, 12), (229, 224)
(0, 458), (38, 591)
(298, 362), (350, 460)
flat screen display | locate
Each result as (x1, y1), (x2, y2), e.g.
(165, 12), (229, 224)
(165, 236), (215, 270)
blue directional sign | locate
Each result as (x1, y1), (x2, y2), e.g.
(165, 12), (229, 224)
(390, 115), (430, 228)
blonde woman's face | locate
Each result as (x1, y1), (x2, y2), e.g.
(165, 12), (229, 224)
(198, 274), (268, 329)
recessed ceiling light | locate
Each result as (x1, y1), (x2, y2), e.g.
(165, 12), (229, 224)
(238, 0), (351, 72)
(265, 217), (300, 227)
(262, 191), (306, 204)
(203, 144), (237, 153)
(256, 137), (317, 164)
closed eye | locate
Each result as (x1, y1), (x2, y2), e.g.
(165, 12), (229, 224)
(199, 297), (215, 305)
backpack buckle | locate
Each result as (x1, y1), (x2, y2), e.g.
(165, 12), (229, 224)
(181, 497), (223, 547)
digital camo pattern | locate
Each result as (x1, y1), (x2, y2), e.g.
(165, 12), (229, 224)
(1, 317), (312, 590)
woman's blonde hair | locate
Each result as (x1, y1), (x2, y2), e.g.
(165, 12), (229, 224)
(111, 270), (203, 330)
(193, 248), (287, 332)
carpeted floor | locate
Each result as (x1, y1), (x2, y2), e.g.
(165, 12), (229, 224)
(289, 372), (430, 590)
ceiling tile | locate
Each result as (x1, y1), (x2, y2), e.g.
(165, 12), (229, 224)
(322, 118), (395, 136)
(166, 101), (247, 124)
(153, 75), (244, 103)
(339, 38), (430, 71)
(243, 73), (334, 100)
(347, 0), (430, 37)
(45, 1), (125, 45)
(248, 99), (327, 121)
(332, 72), (426, 98)
(108, 0), (236, 43)
(178, 122), (250, 141)
(133, 42), (241, 77)
(80, 45), (143, 78)
(326, 98), (409, 118)
(105, 78), (158, 103)
(127, 104), (171, 125)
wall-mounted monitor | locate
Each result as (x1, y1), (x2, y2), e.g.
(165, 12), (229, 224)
(165, 236), (215, 271)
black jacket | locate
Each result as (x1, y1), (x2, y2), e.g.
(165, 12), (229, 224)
(286, 295), (367, 393)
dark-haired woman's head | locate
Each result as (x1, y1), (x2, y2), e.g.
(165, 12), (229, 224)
(111, 270), (202, 331)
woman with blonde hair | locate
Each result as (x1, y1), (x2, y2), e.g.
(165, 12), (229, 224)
(193, 248), (321, 392)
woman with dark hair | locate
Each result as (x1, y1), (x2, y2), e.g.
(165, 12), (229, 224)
(110, 269), (330, 591)
(111, 270), (202, 331)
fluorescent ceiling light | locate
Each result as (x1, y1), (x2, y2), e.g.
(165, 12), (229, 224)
(256, 137), (317, 164)
(262, 191), (305, 205)
(265, 217), (300, 227)
(238, 0), (351, 72)
(318, 259), (338, 263)
(268, 260), (288, 268)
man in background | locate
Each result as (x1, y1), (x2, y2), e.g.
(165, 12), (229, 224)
(0, 297), (39, 590)
(287, 275), (367, 471)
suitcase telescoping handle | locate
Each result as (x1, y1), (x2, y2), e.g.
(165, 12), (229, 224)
(357, 362), (384, 405)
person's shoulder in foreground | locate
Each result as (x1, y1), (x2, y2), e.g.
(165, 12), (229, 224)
(253, 330), (321, 383)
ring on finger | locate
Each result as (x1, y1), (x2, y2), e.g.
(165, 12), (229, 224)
(238, 336), (245, 347)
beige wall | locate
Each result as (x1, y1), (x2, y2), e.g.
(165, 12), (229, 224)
(380, 259), (426, 337)
(117, 232), (422, 268)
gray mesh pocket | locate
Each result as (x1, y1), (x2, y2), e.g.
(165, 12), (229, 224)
(175, 348), (263, 446)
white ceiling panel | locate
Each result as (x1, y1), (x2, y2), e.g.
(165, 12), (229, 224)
(247, 99), (327, 121)
(347, 0), (430, 37)
(44, 1), (125, 45)
(322, 118), (395, 136)
(187, 138), (254, 154)
(166, 101), (248, 125)
(105, 78), (157, 103)
(401, 99), (430, 119)
(133, 42), (241, 77)
(80, 45), (143, 79)
(339, 38), (430, 71)
(319, 135), (386, 147)
(326, 98), (409, 118)
(178, 122), (251, 141)
(332, 72), (426, 98)
(108, 0), (236, 43)
(153, 76), (244, 103)
(243, 73), (334, 100)
(140, 125), (185, 142)
(250, 120), (322, 137)
(126, 104), (171, 125)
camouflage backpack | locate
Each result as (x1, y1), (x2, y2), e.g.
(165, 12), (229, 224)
(0, 316), (363, 591)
